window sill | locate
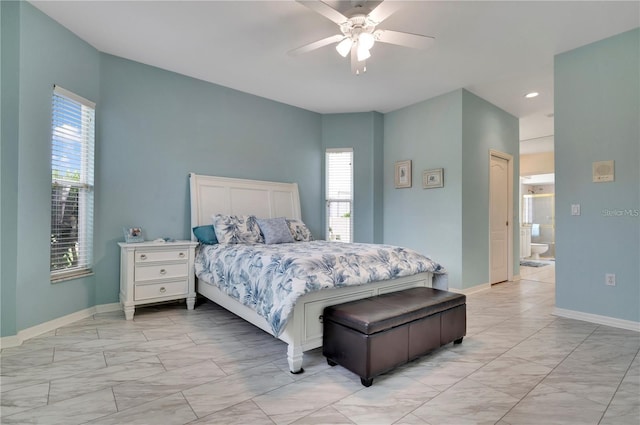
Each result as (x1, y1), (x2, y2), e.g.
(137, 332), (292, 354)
(51, 270), (94, 284)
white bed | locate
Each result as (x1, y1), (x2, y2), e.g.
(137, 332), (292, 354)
(189, 173), (434, 373)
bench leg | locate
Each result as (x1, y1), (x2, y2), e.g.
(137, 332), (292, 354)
(454, 337), (464, 344)
(361, 377), (373, 387)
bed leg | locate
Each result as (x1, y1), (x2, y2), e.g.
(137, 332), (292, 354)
(287, 344), (304, 374)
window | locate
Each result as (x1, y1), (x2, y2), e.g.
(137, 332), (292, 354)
(326, 149), (353, 242)
(50, 86), (95, 281)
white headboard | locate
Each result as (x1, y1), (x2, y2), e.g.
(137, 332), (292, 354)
(189, 173), (302, 240)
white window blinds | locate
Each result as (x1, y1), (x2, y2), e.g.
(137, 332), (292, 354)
(326, 149), (353, 242)
(50, 86), (95, 281)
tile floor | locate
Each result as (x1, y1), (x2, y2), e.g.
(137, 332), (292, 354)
(1, 264), (638, 424)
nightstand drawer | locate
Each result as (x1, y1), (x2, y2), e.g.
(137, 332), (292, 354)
(136, 250), (188, 263)
(135, 263), (188, 282)
(135, 280), (187, 301)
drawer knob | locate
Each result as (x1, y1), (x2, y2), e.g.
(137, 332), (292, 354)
(178, 252), (185, 258)
(140, 254), (147, 260)
(160, 269), (167, 275)
(160, 287), (166, 293)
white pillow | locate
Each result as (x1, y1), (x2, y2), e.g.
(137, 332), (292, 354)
(212, 214), (264, 244)
(286, 219), (314, 242)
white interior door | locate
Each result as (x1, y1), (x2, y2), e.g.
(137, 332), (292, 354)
(490, 154), (509, 284)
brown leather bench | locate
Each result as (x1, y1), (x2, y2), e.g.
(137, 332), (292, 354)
(322, 287), (466, 387)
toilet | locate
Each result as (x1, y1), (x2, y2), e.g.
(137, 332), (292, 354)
(530, 243), (548, 260)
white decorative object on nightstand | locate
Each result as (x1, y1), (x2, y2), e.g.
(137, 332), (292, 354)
(118, 240), (198, 320)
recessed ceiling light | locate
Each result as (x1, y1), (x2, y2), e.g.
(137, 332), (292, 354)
(524, 92), (539, 99)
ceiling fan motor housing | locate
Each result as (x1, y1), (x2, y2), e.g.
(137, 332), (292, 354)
(340, 14), (376, 40)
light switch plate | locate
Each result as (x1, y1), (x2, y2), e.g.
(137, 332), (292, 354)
(571, 204), (581, 216)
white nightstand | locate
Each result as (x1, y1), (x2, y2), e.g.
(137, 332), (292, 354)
(118, 240), (198, 320)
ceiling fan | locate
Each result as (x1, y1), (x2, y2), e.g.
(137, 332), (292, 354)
(289, 0), (435, 75)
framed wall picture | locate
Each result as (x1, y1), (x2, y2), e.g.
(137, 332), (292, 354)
(423, 168), (444, 189)
(395, 160), (412, 188)
(123, 227), (144, 243)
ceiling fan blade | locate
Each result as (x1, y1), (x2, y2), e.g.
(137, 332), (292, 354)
(296, 0), (348, 25)
(367, 1), (401, 24)
(288, 34), (345, 56)
(375, 30), (435, 49)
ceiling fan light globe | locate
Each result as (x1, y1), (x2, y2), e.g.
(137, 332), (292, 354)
(359, 32), (375, 50)
(357, 45), (371, 62)
(336, 38), (353, 57)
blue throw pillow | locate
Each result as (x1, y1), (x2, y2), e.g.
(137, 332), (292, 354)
(192, 225), (218, 245)
(257, 217), (295, 245)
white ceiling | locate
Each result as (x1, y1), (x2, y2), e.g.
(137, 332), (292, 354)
(31, 1), (639, 143)
(520, 135), (554, 155)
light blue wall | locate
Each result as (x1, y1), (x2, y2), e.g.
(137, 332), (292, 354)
(321, 112), (384, 243)
(384, 91), (464, 288)
(555, 28), (639, 323)
(3, 2), (102, 334)
(461, 90), (520, 288)
(373, 113), (384, 243)
(1, 3), (322, 336)
(1, 0), (21, 338)
(383, 89), (519, 290)
(95, 54), (322, 305)
(0, 1), (529, 339)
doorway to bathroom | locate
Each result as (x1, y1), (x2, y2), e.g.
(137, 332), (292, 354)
(520, 173), (555, 266)
(519, 120), (555, 283)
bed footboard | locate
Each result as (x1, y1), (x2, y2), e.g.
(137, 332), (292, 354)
(199, 272), (433, 373)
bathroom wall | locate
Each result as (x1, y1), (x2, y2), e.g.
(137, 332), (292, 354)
(527, 195), (555, 257)
(522, 182), (555, 257)
(522, 184), (554, 195)
(521, 152), (554, 175)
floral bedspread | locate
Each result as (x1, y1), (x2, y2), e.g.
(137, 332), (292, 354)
(195, 241), (446, 335)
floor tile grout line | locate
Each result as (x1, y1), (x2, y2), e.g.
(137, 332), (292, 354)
(4, 264), (638, 425)
(402, 278), (551, 417)
(494, 324), (603, 423)
(178, 391), (202, 424)
(403, 355), (523, 421)
(93, 359), (292, 421)
(596, 346), (640, 425)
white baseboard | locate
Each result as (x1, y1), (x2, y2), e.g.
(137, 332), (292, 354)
(448, 282), (492, 296)
(0, 303), (122, 350)
(463, 282), (492, 295)
(554, 307), (640, 332)
(95, 303), (122, 314)
(0, 335), (21, 349)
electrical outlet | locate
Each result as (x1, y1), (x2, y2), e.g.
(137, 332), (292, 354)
(606, 274), (616, 286)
